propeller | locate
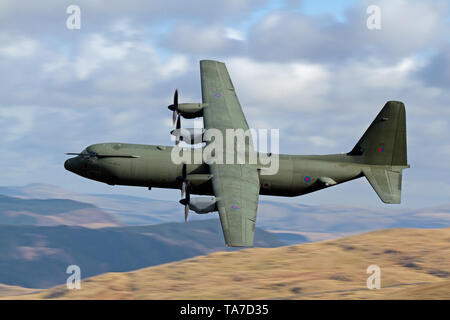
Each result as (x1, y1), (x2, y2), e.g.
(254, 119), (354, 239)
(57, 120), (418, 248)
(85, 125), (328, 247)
(168, 89), (179, 126)
(168, 89), (182, 145)
(179, 191), (190, 222)
(177, 163), (190, 222)
(175, 116), (181, 145)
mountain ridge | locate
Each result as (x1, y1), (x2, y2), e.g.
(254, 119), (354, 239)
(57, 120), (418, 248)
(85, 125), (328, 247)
(2, 183), (449, 234)
(6, 227), (449, 300)
(0, 219), (282, 288)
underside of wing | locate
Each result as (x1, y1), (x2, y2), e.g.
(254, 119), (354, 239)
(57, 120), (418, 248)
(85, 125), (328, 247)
(200, 60), (260, 247)
(210, 164), (259, 247)
(200, 60), (251, 132)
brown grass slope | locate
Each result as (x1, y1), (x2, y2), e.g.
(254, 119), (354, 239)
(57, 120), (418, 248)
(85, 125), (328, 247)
(0, 284), (40, 298)
(6, 227), (450, 300)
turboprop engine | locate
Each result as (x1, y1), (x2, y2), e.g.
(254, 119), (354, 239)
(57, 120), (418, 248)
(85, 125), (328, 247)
(180, 196), (217, 214)
(170, 128), (205, 145)
(167, 89), (205, 145)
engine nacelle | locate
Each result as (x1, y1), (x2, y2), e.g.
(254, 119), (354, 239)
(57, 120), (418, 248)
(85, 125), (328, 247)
(178, 103), (204, 119)
(171, 128), (205, 144)
(189, 196), (217, 214)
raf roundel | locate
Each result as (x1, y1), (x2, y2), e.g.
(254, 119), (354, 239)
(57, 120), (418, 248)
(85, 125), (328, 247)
(304, 176), (311, 183)
(378, 147), (384, 152)
(215, 93), (221, 97)
(232, 205), (239, 210)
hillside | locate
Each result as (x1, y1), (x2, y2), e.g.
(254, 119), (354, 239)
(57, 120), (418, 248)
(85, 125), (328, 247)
(0, 194), (120, 228)
(0, 184), (181, 225)
(2, 184), (450, 238)
(0, 219), (282, 288)
(8, 227), (450, 299)
(0, 284), (40, 298)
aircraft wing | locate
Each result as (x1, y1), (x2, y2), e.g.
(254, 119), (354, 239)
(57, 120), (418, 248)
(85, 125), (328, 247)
(200, 60), (260, 247)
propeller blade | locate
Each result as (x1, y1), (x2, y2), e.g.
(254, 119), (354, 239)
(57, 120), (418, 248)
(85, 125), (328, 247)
(174, 88), (178, 106)
(172, 110), (177, 126)
(173, 114), (181, 146)
(181, 181), (186, 198)
(184, 204), (189, 222)
(168, 89), (179, 126)
(179, 163), (190, 222)
(179, 198), (190, 222)
(186, 185), (190, 203)
(182, 163), (187, 178)
(185, 180), (190, 222)
(66, 153), (81, 156)
(176, 114), (181, 130)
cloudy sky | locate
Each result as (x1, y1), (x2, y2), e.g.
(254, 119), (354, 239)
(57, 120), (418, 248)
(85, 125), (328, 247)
(0, 0), (449, 208)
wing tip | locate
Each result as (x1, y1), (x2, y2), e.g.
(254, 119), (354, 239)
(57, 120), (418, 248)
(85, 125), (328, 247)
(200, 59), (225, 66)
(226, 242), (254, 247)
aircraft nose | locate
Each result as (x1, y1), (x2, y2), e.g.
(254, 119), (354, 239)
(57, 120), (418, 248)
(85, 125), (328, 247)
(64, 159), (72, 171)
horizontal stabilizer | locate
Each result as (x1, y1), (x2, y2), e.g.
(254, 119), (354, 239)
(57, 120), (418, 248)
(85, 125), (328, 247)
(363, 167), (403, 204)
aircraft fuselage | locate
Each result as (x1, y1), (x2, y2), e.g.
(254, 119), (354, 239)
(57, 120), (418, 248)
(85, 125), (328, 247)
(65, 142), (365, 197)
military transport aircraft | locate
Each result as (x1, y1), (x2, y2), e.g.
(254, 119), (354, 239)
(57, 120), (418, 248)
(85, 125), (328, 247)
(64, 60), (409, 247)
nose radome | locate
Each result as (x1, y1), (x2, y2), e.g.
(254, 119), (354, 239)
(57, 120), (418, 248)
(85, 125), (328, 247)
(64, 159), (72, 171)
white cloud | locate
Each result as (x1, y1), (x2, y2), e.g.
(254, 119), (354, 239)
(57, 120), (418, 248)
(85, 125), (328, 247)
(156, 55), (190, 80)
(307, 136), (336, 148)
(0, 1), (448, 207)
(245, 0), (449, 63)
(111, 19), (141, 37)
(227, 58), (331, 111)
(0, 106), (36, 142)
(424, 120), (448, 137)
(0, 37), (38, 58)
(356, 57), (422, 89)
(73, 34), (136, 80)
(359, 0), (448, 53)
(164, 24), (234, 53)
(225, 28), (245, 41)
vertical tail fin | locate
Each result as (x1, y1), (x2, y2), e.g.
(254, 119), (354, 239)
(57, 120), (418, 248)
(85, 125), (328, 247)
(348, 101), (407, 165)
(348, 101), (409, 203)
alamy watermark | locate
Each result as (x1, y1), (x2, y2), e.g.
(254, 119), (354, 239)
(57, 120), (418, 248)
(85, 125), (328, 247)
(366, 5), (381, 30)
(66, 5), (81, 30)
(170, 127), (280, 175)
(366, 265), (381, 289)
(66, 265), (81, 290)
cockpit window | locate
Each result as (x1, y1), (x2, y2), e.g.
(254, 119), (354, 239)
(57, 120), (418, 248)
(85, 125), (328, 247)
(80, 149), (89, 159)
(80, 149), (98, 160)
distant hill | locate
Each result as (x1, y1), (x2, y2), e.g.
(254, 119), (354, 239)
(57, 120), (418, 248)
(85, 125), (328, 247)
(0, 183), (181, 225)
(0, 194), (120, 228)
(0, 219), (282, 289)
(10, 227), (449, 300)
(258, 201), (450, 233)
(1, 183), (449, 238)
